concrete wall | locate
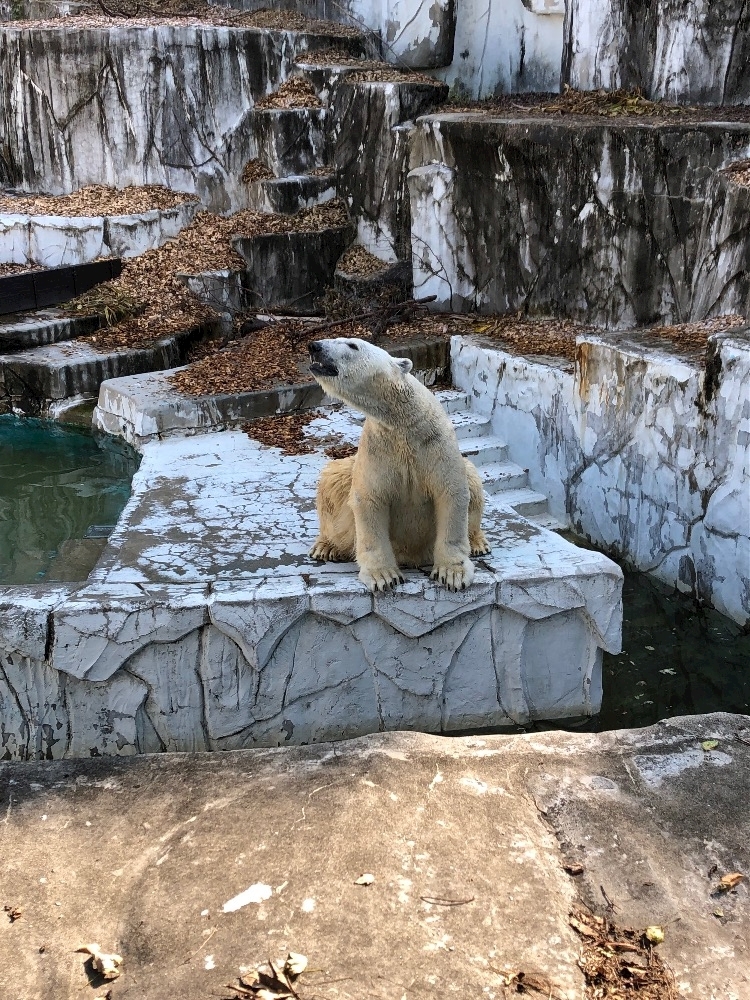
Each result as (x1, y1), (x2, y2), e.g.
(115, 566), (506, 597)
(0, 202), (199, 267)
(452, 329), (750, 627)
(563, 0), (750, 105)
(0, 25), (362, 212)
(408, 115), (750, 325)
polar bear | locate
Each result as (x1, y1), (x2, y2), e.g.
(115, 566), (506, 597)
(307, 337), (490, 592)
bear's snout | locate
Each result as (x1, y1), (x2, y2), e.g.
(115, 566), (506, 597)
(308, 340), (339, 379)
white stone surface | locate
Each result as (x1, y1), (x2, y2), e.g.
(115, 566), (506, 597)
(435, 0), (564, 98)
(0, 410), (622, 758)
(563, 0), (750, 105)
(0, 202), (200, 267)
(451, 330), (750, 626)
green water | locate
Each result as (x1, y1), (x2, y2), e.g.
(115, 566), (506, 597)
(0, 415), (140, 584)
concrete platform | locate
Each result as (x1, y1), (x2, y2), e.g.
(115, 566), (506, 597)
(1, 715), (748, 1000)
(0, 405), (621, 758)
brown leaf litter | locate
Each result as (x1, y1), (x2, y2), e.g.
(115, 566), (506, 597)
(0, 263), (41, 276)
(243, 412), (318, 455)
(337, 245), (392, 278)
(447, 89), (750, 124)
(66, 201), (350, 353)
(241, 160), (274, 185)
(0, 184), (193, 218)
(569, 906), (680, 999)
(467, 314), (596, 362)
(639, 314), (746, 359)
(294, 48), (442, 85)
(256, 78), (321, 110)
(23, 2), (360, 33)
(724, 158), (750, 186)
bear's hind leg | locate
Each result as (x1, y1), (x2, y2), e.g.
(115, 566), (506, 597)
(466, 458), (491, 556)
(310, 457), (356, 562)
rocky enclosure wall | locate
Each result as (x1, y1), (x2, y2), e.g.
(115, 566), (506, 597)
(0, 25), (360, 211)
(408, 116), (750, 326)
(452, 330), (750, 627)
(0, 565), (620, 759)
(563, 0), (750, 105)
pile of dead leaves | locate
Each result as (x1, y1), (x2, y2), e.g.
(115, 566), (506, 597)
(243, 412), (318, 454)
(539, 86), (693, 118)
(641, 314), (746, 357)
(256, 78), (321, 110)
(569, 907), (679, 999)
(242, 159), (274, 184)
(337, 244), (391, 278)
(0, 184), (193, 217)
(0, 263), (40, 276)
(65, 1), (359, 33)
(66, 201), (351, 353)
(169, 322), (310, 396)
(467, 314), (595, 362)
(724, 158), (750, 186)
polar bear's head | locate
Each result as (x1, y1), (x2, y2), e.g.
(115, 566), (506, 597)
(308, 338), (413, 415)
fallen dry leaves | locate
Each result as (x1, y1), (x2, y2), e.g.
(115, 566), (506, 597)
(724, 158), (750, 186)
(256, 78), (321, 110)
(0, 184), (193, 217)
(569, 907), (679, 1000)
(67, 201), (350, 353)
(717, 872), (744, 892)
(21, 3), (360, 33)
(337, 244), (391, 278)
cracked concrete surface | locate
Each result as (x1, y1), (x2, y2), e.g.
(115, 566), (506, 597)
(0, 715), (747, 1000)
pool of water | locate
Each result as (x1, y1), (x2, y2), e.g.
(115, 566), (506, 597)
(594, 570), (750, 730)
(0, 415), (140, 585)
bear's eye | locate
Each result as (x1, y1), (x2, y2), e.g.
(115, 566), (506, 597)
(347, 342), (359, 350)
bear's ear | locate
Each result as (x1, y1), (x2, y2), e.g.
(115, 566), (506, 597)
(394, 357), (413, 375)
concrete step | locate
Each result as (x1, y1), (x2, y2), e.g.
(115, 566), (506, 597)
(0, 310), (100, 353)
(485, 487), (550, 517)
(525, 510), (569, 532)
(437, 390), (471, 413)
(459, 436), (509, 465)
(450, 410), (492, 440)
(0, 329), (198, 416)
(232, 221), (356, 314)
(245, 173), (337, 214)
(253, 107), (331, 176)
(476, 460), (529, 493)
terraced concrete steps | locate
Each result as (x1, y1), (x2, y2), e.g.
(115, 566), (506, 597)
(0, 310), (99, 352)
(245, 173), (337, 214)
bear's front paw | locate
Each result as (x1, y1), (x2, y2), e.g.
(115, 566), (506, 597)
(469, 530), (491, 556)
(359, 565), (405, 593)
(310, 538), (349, 562)
(431, 556), (475, 591)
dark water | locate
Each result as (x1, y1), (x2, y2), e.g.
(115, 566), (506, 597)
(594, 571), (750, 730)
(0, 415), (140, 584)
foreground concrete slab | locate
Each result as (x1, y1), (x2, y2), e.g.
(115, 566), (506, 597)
(0, 715), (748, 1000)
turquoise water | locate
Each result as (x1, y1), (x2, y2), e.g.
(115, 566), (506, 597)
(0, 415), (140, 584)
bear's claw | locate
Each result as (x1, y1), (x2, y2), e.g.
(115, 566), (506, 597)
(359, 566), (405, 592)
(469, 531), (491, 556)
(431, 559), (475, 592)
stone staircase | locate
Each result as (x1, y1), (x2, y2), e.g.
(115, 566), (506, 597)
(330, 388), (565, 531)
